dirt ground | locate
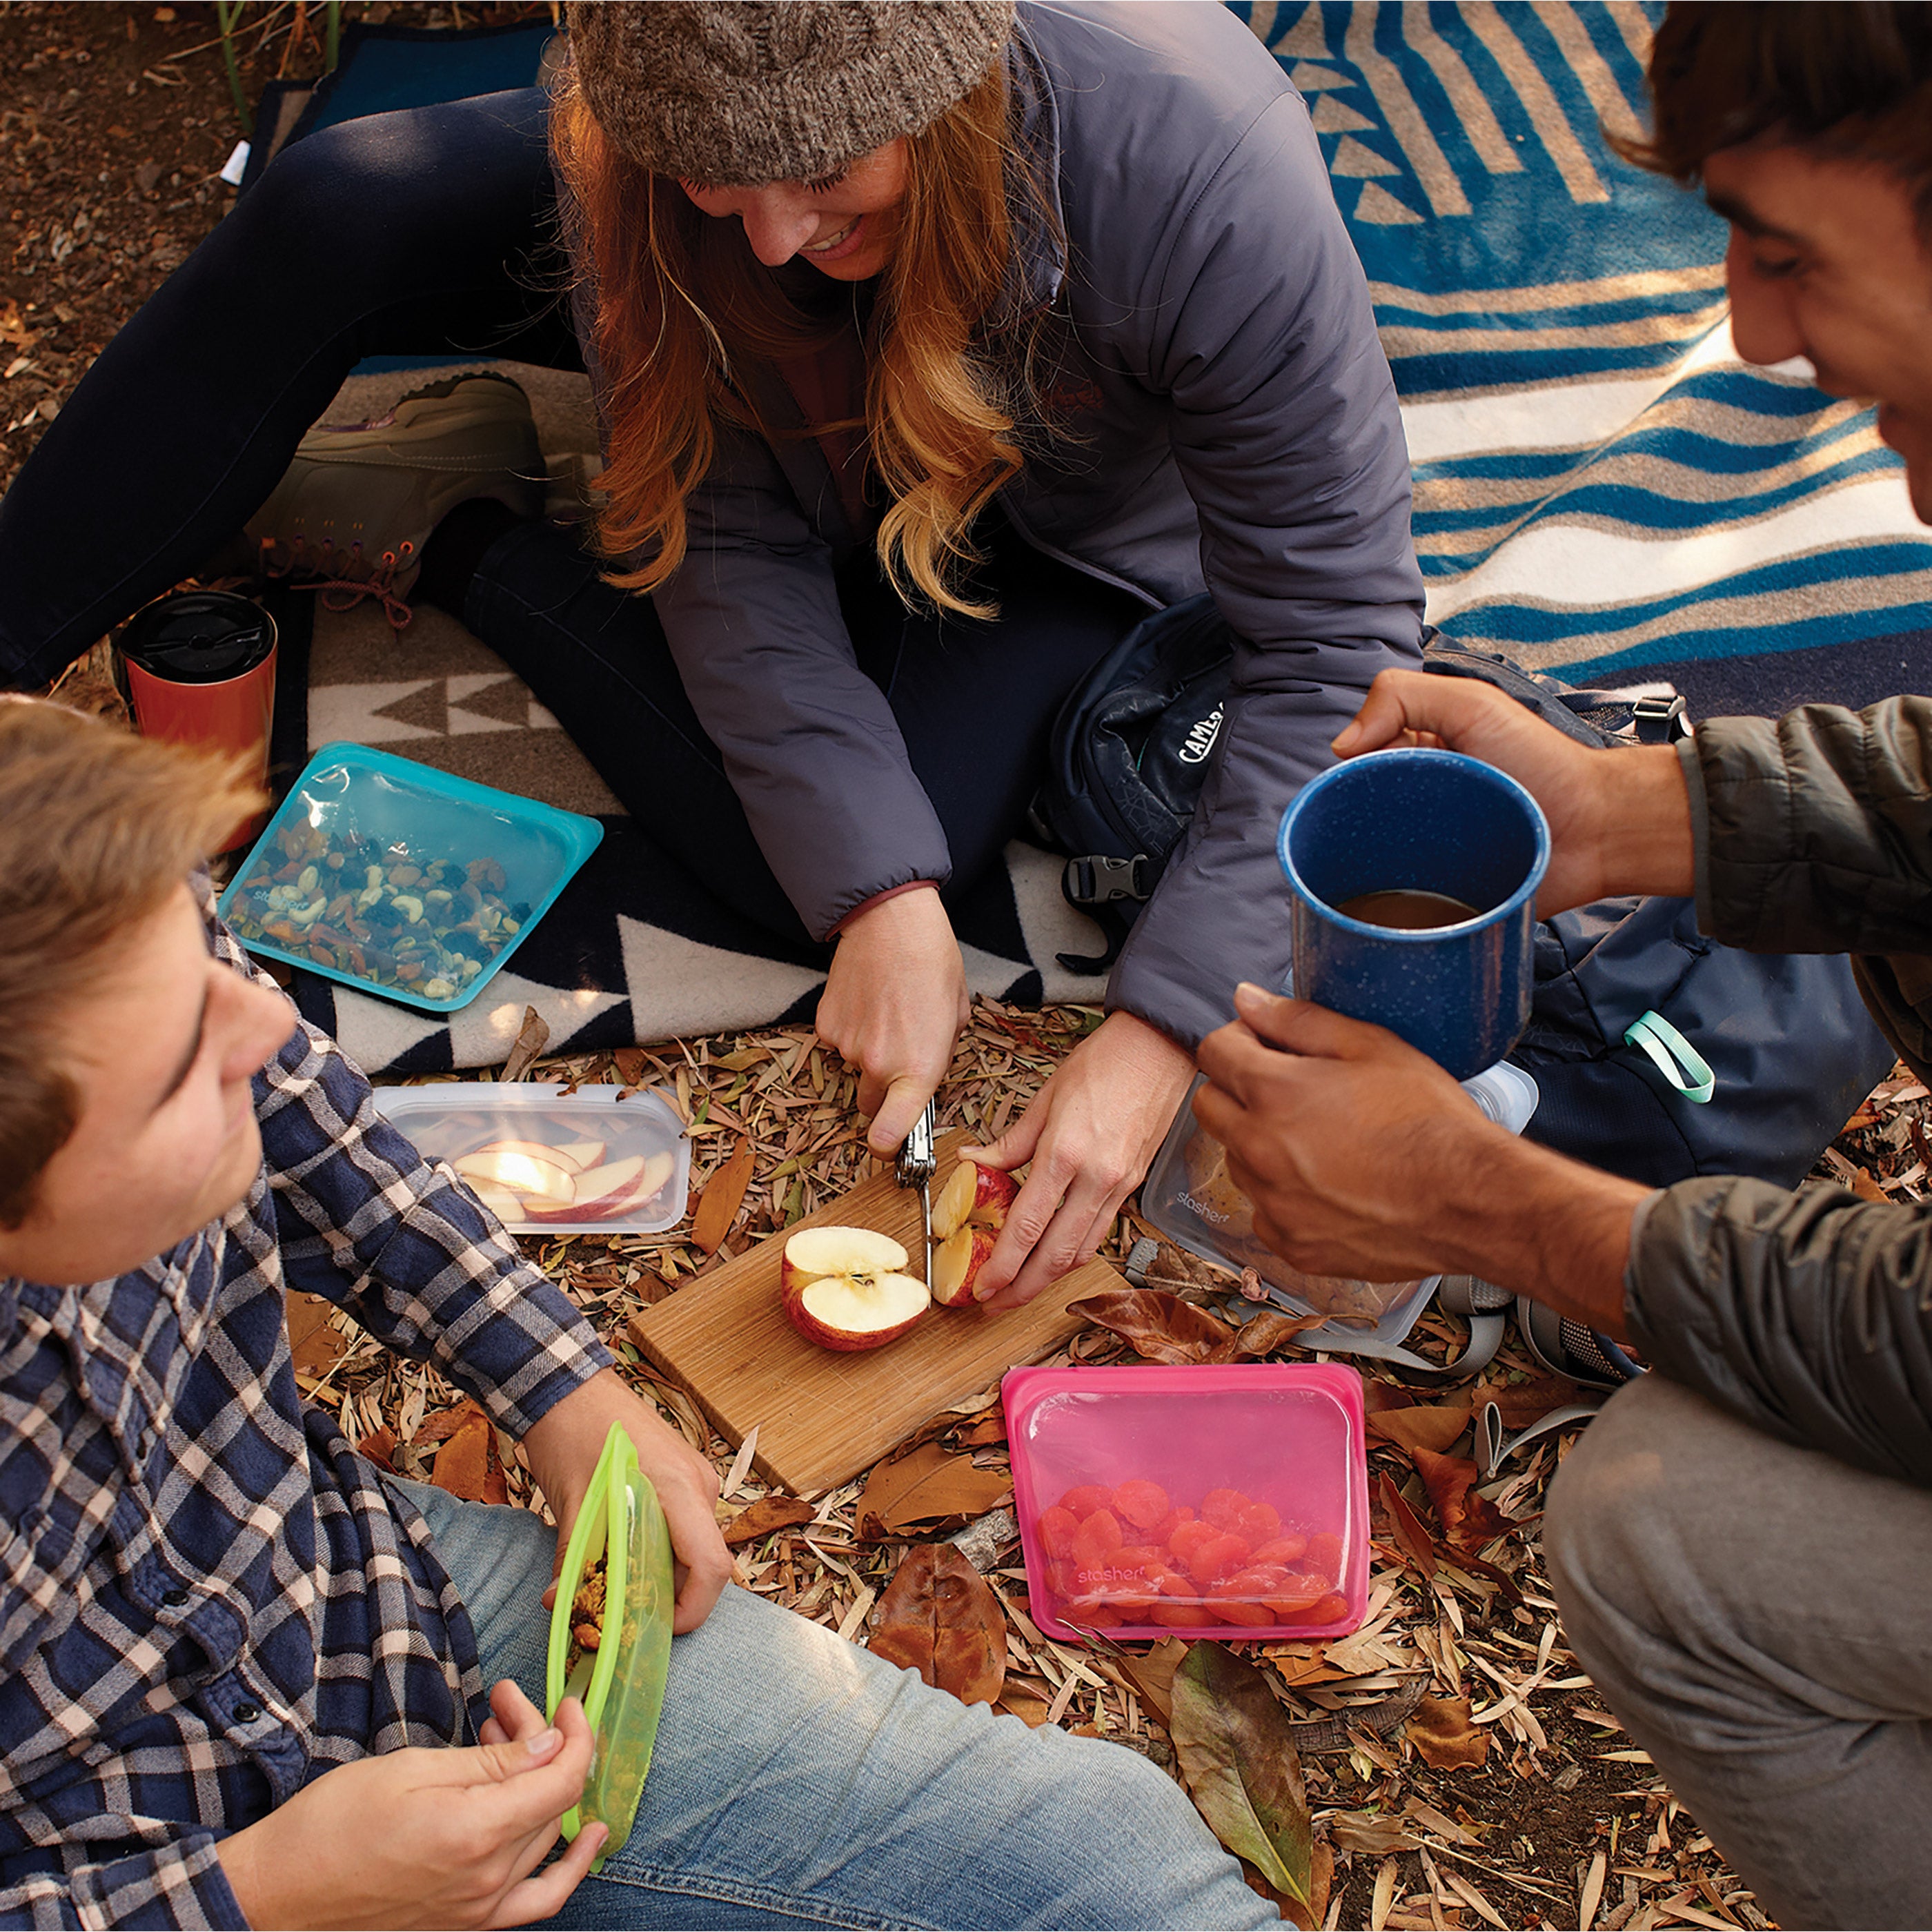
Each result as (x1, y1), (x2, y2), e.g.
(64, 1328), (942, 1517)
(4, 7), (1879, 1929)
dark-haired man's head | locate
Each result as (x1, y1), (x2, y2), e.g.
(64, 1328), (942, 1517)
(1624, 2), (1932, 519)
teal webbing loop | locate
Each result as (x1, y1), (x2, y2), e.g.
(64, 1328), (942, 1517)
(1624, 1010), (1715, 1104)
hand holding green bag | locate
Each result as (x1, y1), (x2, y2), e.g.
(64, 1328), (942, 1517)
(545, 1423), (674, 1872)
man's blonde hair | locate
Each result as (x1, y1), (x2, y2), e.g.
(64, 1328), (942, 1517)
(0, 700), (266, 1229)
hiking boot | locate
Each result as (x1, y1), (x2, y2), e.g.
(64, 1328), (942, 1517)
(240, 370), (544, 627)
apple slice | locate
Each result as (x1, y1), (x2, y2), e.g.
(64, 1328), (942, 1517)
(520, 1154), (645, 1223)
(467, 1179), (526, 1224)
(780, 1226), (929, 1351)
(931, 1159), (1020, 1241)
(930, 1225), (996, 1307)
(553, 1137), (607, 1173)
(468, 1137), (590, 1176)
(455, 1147), (575, 1205)
(593, 1147), (676, 1219)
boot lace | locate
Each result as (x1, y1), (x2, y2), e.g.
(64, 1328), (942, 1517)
(255, 532), (417, 631)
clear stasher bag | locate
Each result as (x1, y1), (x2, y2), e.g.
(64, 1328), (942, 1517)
(1138, 1065), (1537, 1359)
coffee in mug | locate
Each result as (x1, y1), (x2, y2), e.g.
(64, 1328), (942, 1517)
(1333, 889), (1480, 931)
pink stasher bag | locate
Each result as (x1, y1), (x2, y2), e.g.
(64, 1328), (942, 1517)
(1003, 1362), (1369, 1644)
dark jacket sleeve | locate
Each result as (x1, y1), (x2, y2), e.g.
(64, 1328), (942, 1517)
(1686, 697), (1932, 1081)
(1103, 88), (1425, 1047)
(649, 426), (954, 940)
(1627, 1174), (1932, 1488)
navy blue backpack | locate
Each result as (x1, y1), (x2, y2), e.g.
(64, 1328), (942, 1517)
(1028, 598), (1895, 1192)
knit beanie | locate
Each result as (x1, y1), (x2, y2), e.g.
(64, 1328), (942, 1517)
(566, 1), (1016, 187)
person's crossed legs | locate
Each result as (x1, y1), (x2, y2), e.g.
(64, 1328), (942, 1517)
(400, 1479), (1276, 1931)
(1547, 1374), (1932, 1931)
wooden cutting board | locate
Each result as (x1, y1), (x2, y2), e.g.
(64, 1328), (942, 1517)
(629, 1131), (1120, 1496)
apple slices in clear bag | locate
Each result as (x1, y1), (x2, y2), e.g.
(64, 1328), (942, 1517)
(453, 1139), (677, 1224)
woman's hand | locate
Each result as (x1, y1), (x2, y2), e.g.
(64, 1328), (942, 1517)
(519, 1368), (733, 1635)
(964, 1011), (1194, 1308)
(816, 885), (971, 1156)
(1334, 669), (1695, 914)
(218, 1682), (602, 1930)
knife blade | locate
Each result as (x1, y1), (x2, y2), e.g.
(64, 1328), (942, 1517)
(896, 1098), (938, 1285)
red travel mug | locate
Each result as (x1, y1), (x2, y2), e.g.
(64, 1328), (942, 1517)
(115, 591), (277, 854)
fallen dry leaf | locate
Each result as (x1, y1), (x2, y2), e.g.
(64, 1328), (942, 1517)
(722, 1495), (816, 1547)
(1368, 1403), (1472, 1455)
(412, 1402), (486, 1447)
(1411, 1446), (1516, 1552)
(432, 1411), (495, 1502)
(1245, 1840), (1334, 1932)
(957, 1417), (1007, 1448)
(1377, 1472), (1437, 1579)
(1068, 1287), (1324, 1366)
(692, 1138), (756, 1254)
(501, 1005), (551, 1083)
(1328, 1810), (1421, 1857)
(1170, 1642), (1314, 1911)
(1115, 1634), (1188, 1727)
(356, 1425), (397, 1472)
(1851, 1164), (1888, 1203)
(856, 1440), (1013, 1540)
(1404, 1693), (1490, 1769)
(611, 1047), (649, 1085)
(995, 1686), (1054, 1727)
(867, 1545), (1006, 1706)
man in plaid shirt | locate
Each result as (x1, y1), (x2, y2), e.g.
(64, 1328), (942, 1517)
(0, 698), (1271, 1931)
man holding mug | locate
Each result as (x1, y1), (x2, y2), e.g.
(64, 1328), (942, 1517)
(1196, 6), (1932, 1927)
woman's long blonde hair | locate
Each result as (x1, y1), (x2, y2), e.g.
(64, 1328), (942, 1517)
(551, 61), (1046, 618)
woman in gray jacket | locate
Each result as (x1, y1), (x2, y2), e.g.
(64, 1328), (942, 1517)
(541, 0), (1423, 1301)
(0, 1), (1424, 1301)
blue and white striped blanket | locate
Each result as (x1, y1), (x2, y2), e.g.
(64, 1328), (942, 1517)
(1241, 0), (1932, 711)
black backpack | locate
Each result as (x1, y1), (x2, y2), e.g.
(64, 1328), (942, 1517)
(1026, 594), (1235, 972)
(1027, 598), (1895, 1190)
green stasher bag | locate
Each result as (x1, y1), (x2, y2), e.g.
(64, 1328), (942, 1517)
(545, 1423), (674, 1872)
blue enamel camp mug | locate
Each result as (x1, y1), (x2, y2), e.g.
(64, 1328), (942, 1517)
(1276, 749), (1550, 1082)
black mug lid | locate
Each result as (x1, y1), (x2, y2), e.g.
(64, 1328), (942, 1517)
(116, 591), (275, 685)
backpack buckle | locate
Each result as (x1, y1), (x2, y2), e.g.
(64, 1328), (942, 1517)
(1062, 854), (1153, 908)
(1631, 693), (1690, 744)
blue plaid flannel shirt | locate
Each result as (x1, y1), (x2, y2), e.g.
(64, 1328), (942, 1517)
(0, 903), (613, 1927)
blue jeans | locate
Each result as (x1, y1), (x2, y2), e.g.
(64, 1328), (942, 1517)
(398, 1481), (1276, 1930)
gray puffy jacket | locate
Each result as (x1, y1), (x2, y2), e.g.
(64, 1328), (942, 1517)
(636, 1), (1425, 1047)
(1629, 700), (1932, 1487)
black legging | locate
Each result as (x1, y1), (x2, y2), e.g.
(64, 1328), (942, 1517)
(0, 88), (1141, 944)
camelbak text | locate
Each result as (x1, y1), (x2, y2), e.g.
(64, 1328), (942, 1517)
(1178, 706), (1224, 765)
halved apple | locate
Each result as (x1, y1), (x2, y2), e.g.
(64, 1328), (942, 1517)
(455, 1147), (575, 1205)
(780, 1225), (929, 1351)
(931, 1159), (1020, 1241)
(930, 1225), (996, 1307)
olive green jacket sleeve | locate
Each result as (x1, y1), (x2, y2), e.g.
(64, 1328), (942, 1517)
(1679, 698), (1932, 1080)
(1619, 699), (1932, 1486)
